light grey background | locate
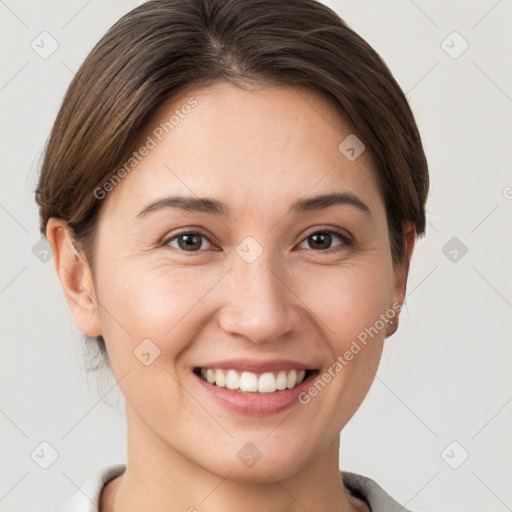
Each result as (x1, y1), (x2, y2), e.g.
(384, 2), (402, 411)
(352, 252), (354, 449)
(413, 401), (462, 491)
(1, 1), (511, 511)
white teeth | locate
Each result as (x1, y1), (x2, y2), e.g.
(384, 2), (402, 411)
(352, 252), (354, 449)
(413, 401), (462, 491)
(286, 369), (297, 389)
(215, 369), (226, 387)
(240, 371), (258, 392)
(206, 369), (216, 384)
(225, 369), (240, 390)
(198, 368), (310, 393)
(258, 372), (276, 393)
(276, 370), (287, 390)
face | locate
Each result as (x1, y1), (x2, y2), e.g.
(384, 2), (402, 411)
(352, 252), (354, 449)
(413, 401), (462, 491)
(51, 81), (413, 482)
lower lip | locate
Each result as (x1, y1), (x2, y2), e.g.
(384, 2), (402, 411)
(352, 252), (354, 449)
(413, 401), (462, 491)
(194, 371), (318, 416)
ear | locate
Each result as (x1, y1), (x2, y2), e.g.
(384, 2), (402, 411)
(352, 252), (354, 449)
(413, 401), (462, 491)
(386, 221), (416, 337)
(46, 218), (102, 337)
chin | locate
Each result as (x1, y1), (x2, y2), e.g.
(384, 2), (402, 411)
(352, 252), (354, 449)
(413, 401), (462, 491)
(195, 439), (312, 483)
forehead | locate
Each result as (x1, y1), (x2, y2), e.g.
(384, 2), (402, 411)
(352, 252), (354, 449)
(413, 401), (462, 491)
(103, 80), (382, 219)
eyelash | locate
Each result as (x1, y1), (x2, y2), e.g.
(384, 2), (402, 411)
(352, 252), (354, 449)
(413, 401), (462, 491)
(161, 228), (353, 254)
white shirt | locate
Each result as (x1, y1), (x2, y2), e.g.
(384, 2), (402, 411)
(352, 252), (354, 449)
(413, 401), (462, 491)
(52, 464), (412, 511)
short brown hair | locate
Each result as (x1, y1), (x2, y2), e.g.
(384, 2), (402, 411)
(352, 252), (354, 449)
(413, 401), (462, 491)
(35, 0), (429, 367)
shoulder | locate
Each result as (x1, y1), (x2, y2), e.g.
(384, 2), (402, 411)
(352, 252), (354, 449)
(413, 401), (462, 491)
(341, 470), (413, 512)
(52, 464), (126, 512)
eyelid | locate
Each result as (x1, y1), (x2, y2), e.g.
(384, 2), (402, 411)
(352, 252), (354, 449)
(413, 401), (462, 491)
(160, 226), (212, 242)
(301, 226), (353, 243)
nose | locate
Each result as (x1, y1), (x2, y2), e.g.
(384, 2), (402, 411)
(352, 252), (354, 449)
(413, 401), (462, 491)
(217, 250), (303, 345)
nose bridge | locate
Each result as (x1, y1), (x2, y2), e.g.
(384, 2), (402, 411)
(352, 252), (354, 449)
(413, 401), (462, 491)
(218, 242), (300, 344)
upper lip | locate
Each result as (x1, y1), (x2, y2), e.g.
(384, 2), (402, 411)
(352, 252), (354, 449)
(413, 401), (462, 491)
(195, 358), (317, 374)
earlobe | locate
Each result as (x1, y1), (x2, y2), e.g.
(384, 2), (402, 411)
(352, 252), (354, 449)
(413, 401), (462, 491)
(46, 218), (102, 337)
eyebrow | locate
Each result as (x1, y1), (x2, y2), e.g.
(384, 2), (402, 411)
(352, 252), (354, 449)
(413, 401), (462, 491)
(136, 192), (371, 218)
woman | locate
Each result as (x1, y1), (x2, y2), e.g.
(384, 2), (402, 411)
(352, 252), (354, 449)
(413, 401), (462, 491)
(36, 0), (429, 510)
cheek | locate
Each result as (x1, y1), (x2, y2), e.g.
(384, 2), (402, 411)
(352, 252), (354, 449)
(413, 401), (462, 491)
(292, 259), (392, 419)
(296, 257), (394, 347)
(95, 260), (222, 363)
(93, 263), (211, 416)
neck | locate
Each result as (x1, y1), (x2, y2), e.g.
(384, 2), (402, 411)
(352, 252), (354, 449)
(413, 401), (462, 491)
(105, 405), (363, 512)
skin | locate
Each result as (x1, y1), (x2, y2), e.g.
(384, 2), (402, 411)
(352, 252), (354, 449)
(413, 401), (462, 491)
(47, 80), (415, 512)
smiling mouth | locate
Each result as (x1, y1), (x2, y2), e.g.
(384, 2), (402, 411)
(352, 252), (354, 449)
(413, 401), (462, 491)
(193, 367), (319, 394)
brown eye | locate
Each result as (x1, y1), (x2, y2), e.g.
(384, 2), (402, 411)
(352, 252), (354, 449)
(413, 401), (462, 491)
(166, 232), (212, 252)
(299, 230), (352, 252)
